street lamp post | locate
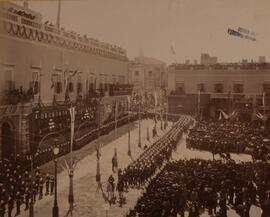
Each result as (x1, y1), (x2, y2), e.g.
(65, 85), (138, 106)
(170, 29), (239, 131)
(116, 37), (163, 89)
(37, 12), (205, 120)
(138, 99), (142, 148)
(165, 90), (168, 130)
(52, 145), (60, 217)
(68, 106), (75, 212)
(29, 155), (34, 217)
(160, 110), (163, 131)
(127, 110), (131, 156)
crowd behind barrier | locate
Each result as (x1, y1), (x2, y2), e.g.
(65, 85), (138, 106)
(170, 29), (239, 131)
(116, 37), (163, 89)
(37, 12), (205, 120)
(121, 115), (194, 188)
(126, 159), (270, 217)
(186, 120), (270, 161)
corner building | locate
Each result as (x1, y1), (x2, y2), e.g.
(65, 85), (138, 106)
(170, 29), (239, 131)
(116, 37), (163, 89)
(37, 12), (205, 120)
(0, 2), (132, 159)
(168, 63), (270, 119)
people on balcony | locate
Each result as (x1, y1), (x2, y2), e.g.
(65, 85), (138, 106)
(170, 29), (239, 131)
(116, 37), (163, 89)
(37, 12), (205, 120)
(7, 86), (35, 105)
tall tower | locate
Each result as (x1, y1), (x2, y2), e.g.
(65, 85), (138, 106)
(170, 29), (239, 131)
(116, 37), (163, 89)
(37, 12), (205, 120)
(23, 0), (29, 9)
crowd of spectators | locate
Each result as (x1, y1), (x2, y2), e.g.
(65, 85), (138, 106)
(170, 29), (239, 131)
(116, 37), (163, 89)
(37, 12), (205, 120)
(7, 86), (35, 105)
(0, 113), (139, 216)
(0, 156), (55, 216)
(186, 120), (270, 161)
(126, 159), (270, 217)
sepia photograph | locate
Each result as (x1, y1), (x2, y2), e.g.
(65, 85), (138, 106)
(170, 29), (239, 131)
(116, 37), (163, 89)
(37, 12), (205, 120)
(0, 0), (269, 216)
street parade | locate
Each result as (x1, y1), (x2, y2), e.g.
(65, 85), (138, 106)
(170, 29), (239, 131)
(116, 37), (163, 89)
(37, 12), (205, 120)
(1, 0), (270, 216)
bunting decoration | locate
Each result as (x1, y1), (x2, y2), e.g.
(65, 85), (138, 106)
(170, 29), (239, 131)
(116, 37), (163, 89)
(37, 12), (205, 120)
(220, 110), (238, 120)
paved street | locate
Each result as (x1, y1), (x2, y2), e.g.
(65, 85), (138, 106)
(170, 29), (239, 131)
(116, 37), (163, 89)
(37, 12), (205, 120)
(17, 119), (171, 217)
(17, 121), (262, 217)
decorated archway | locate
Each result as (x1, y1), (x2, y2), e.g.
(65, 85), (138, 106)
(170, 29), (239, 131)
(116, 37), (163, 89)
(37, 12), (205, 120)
(1, 122), (15, 159)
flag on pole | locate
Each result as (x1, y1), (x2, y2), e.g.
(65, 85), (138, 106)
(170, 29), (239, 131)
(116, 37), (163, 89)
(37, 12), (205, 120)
(262, 92), (265, 109)
(218, 110), (222, 120)
(51, 75), (55, 89)
(221, 110), (229, 119)
(64, 70), (68, 92)
(170, 45), (176, 55)
(127, 95), (131, 111)
(154, 91), (158, 108)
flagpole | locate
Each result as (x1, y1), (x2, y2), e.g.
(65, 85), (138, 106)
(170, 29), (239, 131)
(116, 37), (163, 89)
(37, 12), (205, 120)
(160, 108), (163, 130)
(114, 99), (118, 169)
(68, 106), (75, 213)
(38, 69), (42, 106)
(165, 89), (168, 129)
(198, 90), (201, 121)
(96, 97), (102, 190)
(138, 93), (142, 148)
(127, 96), (131, 156)
(154, 91), (157, 132)
(263, 92), (266, 129)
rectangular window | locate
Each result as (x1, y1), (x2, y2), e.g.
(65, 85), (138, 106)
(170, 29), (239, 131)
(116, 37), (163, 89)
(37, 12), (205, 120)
(68, 82), (74, 92)
(77, 82), (82, 93)
(233, 83), (243, 93)
(31, 70), (40, 95)
(175, 82), (185, 94)
(214, 83), (224, 93)
(56, 82), (62, 94)
(104, 76), (108, 91)
(197, 83), (206, 92)
(3, 66), (15, 92)
(99, 82), (103, 90)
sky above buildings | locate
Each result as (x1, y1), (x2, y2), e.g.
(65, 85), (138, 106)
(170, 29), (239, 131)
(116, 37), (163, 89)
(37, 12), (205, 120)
(17, 0), (270, 64)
